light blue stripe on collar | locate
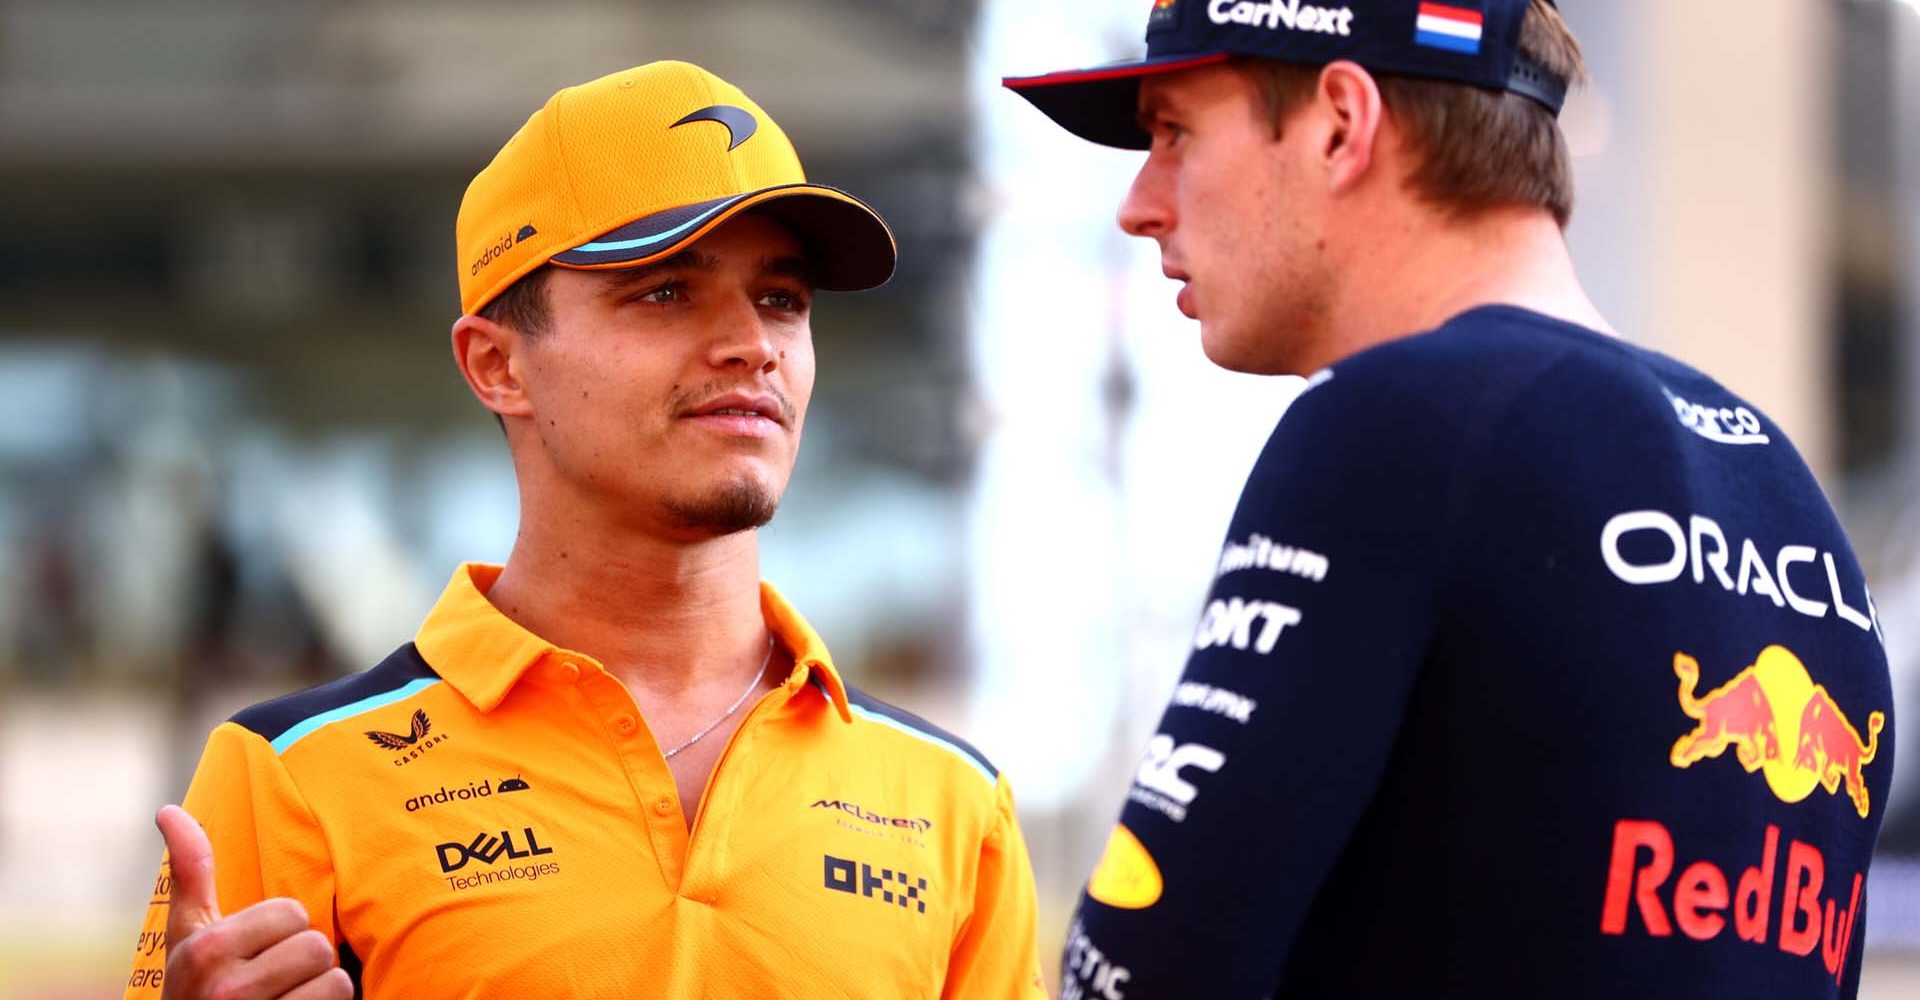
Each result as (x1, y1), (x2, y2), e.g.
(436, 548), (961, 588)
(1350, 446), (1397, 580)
(847, 703), (997, 788)
(270, 678), (442, 754)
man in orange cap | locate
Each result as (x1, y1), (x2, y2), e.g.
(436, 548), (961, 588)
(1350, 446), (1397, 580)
(124, 61), (1045, 1000)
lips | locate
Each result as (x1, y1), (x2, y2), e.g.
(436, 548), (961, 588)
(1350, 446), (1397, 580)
(683, 391), (785, 426)
(1164, 263), (1195, 318)
(676, 390), (791, 442)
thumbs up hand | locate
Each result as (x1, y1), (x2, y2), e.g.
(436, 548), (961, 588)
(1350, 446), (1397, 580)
(155, 805), (354, 1000)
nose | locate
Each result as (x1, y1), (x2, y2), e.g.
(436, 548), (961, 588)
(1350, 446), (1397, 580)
(1117, 152), (1173, 240)
(706, 296), (779, 374)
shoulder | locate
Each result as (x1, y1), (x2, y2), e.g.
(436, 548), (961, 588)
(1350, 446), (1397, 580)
(1236, 311), (1589, 498)
(1338, 306), (1735, 412)
(1307, 306), (1662, 409)
(1277, 307), (1765, 470)
(842, 685), (1001, 793)
(229, 643), (444, 754)
(1225, 307), (1782, 542)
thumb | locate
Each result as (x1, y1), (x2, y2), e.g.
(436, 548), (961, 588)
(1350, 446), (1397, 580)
(157, 804), (222, 945)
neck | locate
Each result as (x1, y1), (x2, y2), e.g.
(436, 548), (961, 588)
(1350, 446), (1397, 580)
(484, 488), (770, 698)
(1313, 204), (1615, 370)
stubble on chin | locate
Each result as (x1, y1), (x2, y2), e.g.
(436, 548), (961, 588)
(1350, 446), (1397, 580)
(660, 474), (781, 538)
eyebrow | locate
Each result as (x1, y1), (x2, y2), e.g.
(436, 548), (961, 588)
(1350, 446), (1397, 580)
(598, 249), (717, 296)
(761, 254), (816, 286)
(1135, 92), (1171, 132)
(597, 249), (816, 297)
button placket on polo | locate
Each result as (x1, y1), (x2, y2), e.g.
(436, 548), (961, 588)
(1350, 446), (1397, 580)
(677, 679), (802, 905)
(573, 667), (690, 890)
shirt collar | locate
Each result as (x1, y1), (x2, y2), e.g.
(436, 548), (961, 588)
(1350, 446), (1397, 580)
(414, 562), (852, 721)
(759, 575), (853, 723)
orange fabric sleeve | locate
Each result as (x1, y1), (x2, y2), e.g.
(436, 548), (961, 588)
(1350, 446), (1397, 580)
(122, 722), (341, 999)
(941, 776), (1048, 1000)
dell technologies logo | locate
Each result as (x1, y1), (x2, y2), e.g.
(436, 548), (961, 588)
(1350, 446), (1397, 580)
(437, 826), (560, 892)
(437, 827), (553, 873)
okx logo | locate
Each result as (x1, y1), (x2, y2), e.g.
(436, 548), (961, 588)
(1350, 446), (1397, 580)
(823, 854), (928, 915)
(437, 828), (554, 873)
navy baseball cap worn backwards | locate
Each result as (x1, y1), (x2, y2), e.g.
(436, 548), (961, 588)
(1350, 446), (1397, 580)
(1003, 0), (1569, 150)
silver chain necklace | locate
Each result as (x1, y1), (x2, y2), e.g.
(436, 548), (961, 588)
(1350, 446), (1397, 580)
(661, 636), (775, 760)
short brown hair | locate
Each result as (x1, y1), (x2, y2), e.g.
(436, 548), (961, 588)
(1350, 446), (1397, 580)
(475, 265), (553, 336)
(472, 265), (552, 432)
(1240, 0), (1588, 227)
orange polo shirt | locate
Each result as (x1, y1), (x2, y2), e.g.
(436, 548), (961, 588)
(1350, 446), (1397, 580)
(124, 563), (1046, 999)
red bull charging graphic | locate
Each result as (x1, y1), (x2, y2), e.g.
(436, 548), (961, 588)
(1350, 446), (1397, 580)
(1670, 645), (1884, 819)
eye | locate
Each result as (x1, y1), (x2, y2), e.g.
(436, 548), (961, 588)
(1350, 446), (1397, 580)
(1150, 117), (1187, 149)
(633, 282), (686, 305)
(758, 288), (811, 313)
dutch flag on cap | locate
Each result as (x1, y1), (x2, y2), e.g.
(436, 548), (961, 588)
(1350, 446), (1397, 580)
(1414, 2), (1485, 55)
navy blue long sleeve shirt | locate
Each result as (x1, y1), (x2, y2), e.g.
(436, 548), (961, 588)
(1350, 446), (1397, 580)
(1064, 306), (1895, 1000)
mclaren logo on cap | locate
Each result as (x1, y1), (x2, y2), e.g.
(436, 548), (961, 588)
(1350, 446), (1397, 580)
(672, 105), (758, 151)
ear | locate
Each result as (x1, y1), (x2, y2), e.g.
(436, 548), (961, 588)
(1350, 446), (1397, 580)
(450, 314), (535, 420)
(1315, 60), (1385, 195)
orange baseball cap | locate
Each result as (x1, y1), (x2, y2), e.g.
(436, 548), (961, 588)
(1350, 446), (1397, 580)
(456, 61), (897, 315)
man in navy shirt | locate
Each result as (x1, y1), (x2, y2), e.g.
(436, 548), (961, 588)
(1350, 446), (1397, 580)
(1005, 1), (1895, 996)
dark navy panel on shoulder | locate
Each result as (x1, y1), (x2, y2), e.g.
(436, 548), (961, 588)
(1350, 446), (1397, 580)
(845, 685), (999, 780)
(230, 643), (441, 744)
(339, 939), (364, 999)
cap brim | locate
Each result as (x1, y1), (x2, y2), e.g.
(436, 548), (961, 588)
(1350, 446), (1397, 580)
(1002, 52), (1230, 150)
(551, 183), (896, 291)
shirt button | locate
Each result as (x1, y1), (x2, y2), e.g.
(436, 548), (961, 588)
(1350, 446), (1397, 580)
(561, 661), (581, 682)
(653, 797), (674, 816)
(614, 715), (637, 735)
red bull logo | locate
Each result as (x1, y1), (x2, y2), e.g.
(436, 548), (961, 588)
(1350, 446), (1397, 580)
(1670, 645), (1884, 818)
(1601, 820), (1864, 984)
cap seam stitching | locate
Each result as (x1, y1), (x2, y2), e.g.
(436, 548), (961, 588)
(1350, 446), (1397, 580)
(699, 73), (746, 196)
(548, 86), (591, 248)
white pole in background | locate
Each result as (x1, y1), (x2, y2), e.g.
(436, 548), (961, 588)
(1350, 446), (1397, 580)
(1897, 5), (1920, 467)
(967, 0), (1302, 894)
